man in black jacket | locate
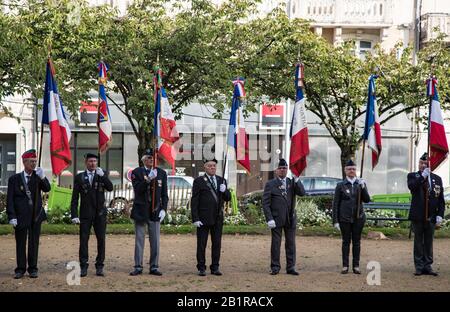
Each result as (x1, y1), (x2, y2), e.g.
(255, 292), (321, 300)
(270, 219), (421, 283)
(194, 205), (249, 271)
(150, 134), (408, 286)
(262, 159), (305, 276)
(7, 149), (51, 279)
(70, 153), (113, 277)
(129, 149), (168, 276)
(191, 158), (231, 276)
(407, 153), (445, 276)
(332, 159), (371, 274)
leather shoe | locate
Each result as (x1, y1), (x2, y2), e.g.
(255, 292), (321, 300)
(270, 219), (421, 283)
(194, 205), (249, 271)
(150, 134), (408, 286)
(29, 271), (38, 278)
(270, 270), (279, 275)
(353, 267), (361, 274)
(423, 269), (438, 276)
(198, 270), (206, 276)
(96, 268), (104, 277)
(14, 272), (24, 279)
(414, 270), (422, 276)
(129, 269), (142, 276)
(150, 270), (163, 276)
(80, 267), (87, 277)
(211, 270), (222, 276)
(341, 267), (349, 274)
(287, 270), (299, 275)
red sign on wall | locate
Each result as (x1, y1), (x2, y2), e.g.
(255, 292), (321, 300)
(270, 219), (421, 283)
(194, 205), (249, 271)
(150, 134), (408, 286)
(259, 103), (285, 130)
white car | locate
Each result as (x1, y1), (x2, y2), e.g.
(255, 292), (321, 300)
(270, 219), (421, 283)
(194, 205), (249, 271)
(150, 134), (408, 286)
(107, 175), (194, 214)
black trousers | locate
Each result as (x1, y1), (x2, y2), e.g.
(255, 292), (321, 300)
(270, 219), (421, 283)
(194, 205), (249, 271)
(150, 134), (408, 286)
(14, 222), (42, 274)
(270, 225), (296, 272)
(79, 215), (106, 269)
(196, 221), (223, 271)
(411, 220), (435, 272)
(340, 219), (365, 268)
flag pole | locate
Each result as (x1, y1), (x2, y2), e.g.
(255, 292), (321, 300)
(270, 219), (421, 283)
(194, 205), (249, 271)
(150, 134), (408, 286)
(151, 55), (160, 214)
(425, 74), (434, 222)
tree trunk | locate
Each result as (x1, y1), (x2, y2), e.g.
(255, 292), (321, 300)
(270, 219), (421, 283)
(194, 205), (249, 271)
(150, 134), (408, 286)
(137, 128), (153, 167)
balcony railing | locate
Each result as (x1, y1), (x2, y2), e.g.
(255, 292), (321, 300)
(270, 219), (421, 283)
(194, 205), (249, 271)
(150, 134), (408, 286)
(420, 13), (450, 44)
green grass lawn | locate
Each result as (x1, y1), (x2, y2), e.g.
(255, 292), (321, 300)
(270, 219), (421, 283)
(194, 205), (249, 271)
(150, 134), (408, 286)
(1, 223), (450, 239)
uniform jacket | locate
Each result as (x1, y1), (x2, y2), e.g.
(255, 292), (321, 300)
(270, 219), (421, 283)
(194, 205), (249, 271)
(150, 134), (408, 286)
(407, 171), (445, 223)
(70, 170), (114, 220)
(191, 174), (231, 226)
(130, 167), (168, 223)
(332, 179), (371, 224)
(7, 171), (51, 229)
(262, 177), (306, 228)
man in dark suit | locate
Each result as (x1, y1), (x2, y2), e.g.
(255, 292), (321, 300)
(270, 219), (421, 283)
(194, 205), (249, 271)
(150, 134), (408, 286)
(262, 159), (305, 275)
(6, 149), (51, 279)
(129, 149), (168, 276)
(191, 158), (231, 276)
(70, 153), (113, 277)
(408, 152), (445, 276)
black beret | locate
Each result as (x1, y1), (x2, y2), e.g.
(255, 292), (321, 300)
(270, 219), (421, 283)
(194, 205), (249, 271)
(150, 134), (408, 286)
(420, 152), (428, 161)
(203, 158), (218, 164)
(345, 159), (356, 167)
(278, 158), (288, 168)
(143, 148), (154, 157)
(84, 153), (98, 160)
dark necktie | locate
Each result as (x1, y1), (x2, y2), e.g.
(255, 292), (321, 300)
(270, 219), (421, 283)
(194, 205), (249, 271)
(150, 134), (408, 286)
(26, 175), (31, 185)
(210, 176), (217, 190)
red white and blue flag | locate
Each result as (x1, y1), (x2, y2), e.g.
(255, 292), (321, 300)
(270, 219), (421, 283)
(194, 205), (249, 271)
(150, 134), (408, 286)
(97, 61), (112, 154)
(427, 77), (448, 170)
(153, 67), (179, 170)
(289, 64), (309, 176)
(226, 78), (251, 175)
(363, 75), (382, 169)
(42, 58), (72, 175)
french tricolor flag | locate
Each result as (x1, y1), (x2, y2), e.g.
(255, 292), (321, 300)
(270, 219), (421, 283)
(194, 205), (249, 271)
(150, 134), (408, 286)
(289, 64), (309, 176)
(98, 61), (112, 154)
(363, 75), (382, 169)
(427, 77), (448, 170)
(42, 59), (72, 175)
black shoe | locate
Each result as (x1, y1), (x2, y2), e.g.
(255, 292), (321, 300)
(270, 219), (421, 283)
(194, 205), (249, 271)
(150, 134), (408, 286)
(150, 270), (163, 276)
(270, 270), (279, 275)
(96, 268), (104, 277)
(341, 267), (349, 274)
(287, 270), (299, 276)
(423, 269), (438, 276)
(14, 272), (24, 279)
(198, 270), (206, 276)
(80, 267), (87, 277)
(29, 272), (38, 278)
(129, 269), (143, 276)
(211, 270), (222, 276)
(353, 267), (361, 275)
(414, 270), (423, 276)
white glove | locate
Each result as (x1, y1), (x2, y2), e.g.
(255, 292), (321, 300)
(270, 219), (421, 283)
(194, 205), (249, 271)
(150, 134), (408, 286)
(422, 168), (430, 178)
(35, 167), (45, 180)
(436, 216), (443, 225)
(95, 167), (104, 177)
(357, 178), (366, 189)
(159, 210), (166, 222)
(9, 219), (17, 227)
(219, 184), (226, 193)
(71, 218), (80, 224)
(334, 223), (340, 231)
(267, 220), (276, 229)
(149, 169), (157, 180)
(193, 221), (203, 228)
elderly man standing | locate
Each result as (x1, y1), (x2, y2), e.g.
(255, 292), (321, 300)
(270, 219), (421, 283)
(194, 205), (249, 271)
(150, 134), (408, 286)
(191, 158), (231, 276)
(129, 149), (168, 276)
(262, 159), (306, 276)
(6, 149), (51, 279)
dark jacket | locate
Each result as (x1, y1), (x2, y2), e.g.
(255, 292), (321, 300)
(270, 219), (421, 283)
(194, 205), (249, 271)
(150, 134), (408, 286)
(6, 171), (51, 229)
(70, 170), (114, 220)
(130, 167), (168, 223)
(407, 171), (445, 223)
(262, 177), (306, 228)
(191, 174), (231, 226)
(332, 179), (371, 224)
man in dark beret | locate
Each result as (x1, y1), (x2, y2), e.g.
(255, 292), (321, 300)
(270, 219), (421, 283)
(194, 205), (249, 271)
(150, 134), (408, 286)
(7, 149), (51, 279)
(70, 152), (113, 277)
(262, 158), (306, 275)
(407, 152), (444, 276)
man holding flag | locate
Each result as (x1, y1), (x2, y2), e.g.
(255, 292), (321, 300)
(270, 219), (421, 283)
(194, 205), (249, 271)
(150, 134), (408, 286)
(407, 77), (447, 276)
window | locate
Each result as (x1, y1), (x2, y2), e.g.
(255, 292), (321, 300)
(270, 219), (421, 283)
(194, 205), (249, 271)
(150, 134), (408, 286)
(358, 40), (372, 60)
(299, 178), (312, 190)
(313, 178), (340, 190)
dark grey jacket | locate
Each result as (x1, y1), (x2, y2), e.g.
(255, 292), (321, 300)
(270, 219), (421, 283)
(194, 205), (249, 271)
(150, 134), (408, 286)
(262, 177), (305, 228)
(332, 179), (371, 224)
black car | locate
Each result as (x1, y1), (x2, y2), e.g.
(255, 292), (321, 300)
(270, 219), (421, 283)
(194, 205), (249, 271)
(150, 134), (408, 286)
(298, 176), (341, 196)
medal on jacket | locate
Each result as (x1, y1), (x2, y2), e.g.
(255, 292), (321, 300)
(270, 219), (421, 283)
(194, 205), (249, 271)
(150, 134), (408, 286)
(434, 184), (441, 197)
(279, 184), (287, 197)
(26, 191), (33, 206)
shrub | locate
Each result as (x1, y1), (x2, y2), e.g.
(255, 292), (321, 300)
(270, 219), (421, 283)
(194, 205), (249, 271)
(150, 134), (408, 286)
(107, 207), (132, 224)
(365, 210), (400, 228)
(47, 206), (72, 224)
(298, 195), (334, 216)
(296, 199), (331, 229)
(240, 203), (265, 225)
(224, 210), (247, 225)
